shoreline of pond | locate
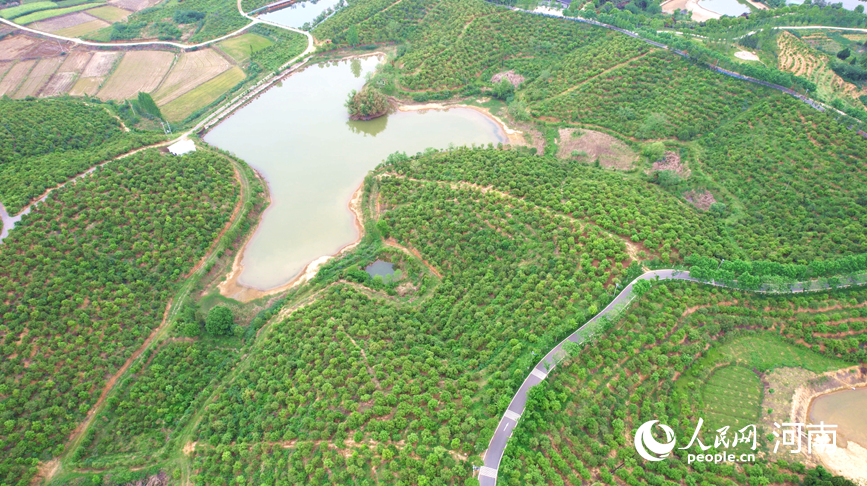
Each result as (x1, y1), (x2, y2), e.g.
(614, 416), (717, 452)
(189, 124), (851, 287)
(218, 181), (365, 302)
(207, 53), (512, 300)
(796, 368), (867, 481)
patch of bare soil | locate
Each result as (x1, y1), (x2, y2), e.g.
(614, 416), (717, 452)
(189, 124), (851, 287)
(491, 70), (524, 87)
(29, 11), (95, 32)
(0, 35), (38, 61)
(81, 51), (119, 77)
(682, 189), (717, 211)
(182, 441), (197, 455)
(108, 0), (159, 11)
(557, 128), (636, 169)
(652, 151), (690, 177)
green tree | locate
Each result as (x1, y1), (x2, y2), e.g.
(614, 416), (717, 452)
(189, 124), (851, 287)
(206, 306), (234, 336)
(347, 25), (359, 46)
(492, 79), (514, 100)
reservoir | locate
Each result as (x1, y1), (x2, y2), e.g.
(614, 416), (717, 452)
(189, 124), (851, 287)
(260, 0), (341, 28)
(205, 56), (505, 291)
(809, 386), (867, 448)
(697, 0), (750, 16)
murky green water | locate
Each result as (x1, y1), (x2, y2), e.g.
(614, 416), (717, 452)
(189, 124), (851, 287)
(810, 386), (867, 448)
(205, 57), (505, 290)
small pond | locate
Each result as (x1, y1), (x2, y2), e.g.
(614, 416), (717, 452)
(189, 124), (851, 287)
(810, 386), (867, 448)
(364, 260), (395, 278)
(204, 56), (505, 291)
(260, 0), (341, 28)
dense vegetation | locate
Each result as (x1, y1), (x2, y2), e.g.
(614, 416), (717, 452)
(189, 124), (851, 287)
(247, 25), (310, 74)
(127, 0), (248, 43)
(0, 99), (163, 214)
(0, 149), (238, 485)
(498, 280), (866, 485)
(76, 340), (239, 467)
(345, 86), (390, 120)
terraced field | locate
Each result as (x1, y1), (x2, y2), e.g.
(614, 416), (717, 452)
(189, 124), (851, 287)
(777, 31), (867, 109)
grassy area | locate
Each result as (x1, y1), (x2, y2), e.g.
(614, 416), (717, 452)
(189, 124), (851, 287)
(217, 33), (274, 63)
(85, 4), (130, 21)
(15, 2), (103, 24)
(160, 66), (244, 122)
(705, 335), (849, 373)
(55, 19), (107, 37)
(702, 365), (762, 430)
(0, 1), (56, 19)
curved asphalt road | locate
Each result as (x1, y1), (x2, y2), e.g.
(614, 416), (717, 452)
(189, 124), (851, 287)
(478, 269), (864, 484)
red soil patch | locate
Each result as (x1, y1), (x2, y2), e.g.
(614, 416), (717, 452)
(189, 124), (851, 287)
(652, 150), (690, 177)
(491, 69), (525, 87)
(683, 189), (717, 211)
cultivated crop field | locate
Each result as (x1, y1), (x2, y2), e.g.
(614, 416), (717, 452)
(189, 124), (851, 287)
(11, 57), (61, 98)
(152, 49), (233, 106)
(217, 32), (274, 63)
(160, 65), (244, 122)
(97, 50), (175, 100)
(0, 59), (35, 96)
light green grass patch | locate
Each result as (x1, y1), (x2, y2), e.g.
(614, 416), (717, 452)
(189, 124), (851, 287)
(160, 66), (245, 123)
(85, 4), (129, 21)
(702, 365), (762, 431)
(14, 2), (103, 24)
(217, 33), (273, 63)
(0, 1), (56, 19)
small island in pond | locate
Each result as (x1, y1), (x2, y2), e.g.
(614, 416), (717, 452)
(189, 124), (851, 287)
(345, 85), (390, 120)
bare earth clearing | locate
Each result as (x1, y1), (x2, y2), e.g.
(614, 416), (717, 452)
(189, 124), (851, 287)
(491, 69), (524, 87)
(682, 189), (717, 211)
(108, 0), (158, 11)
(660, 0), (720, 21)
(734, 50), (760, 61)
(97, 50), (174, 100)
(557, 128), (637, 169)
(652, 151), (690, 177)
(0, 35), (63, 61)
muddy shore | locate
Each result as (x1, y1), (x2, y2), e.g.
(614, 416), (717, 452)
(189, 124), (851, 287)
(218, 181), (365, 303)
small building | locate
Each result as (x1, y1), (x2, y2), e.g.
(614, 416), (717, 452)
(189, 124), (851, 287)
(168, 139), (196, 156)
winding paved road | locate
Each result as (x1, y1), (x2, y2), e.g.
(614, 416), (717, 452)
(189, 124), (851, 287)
(479, 268), (865, 485)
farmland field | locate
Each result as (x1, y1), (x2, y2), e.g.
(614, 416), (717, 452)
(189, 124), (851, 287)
(0, 59), (35, 96)
(11, 56), (61, 98)
(701, 365), (762, 430)
(85, 4), (131, 21)
(152, 48), (232, 106)
(15, 3), (106, 24)
(54, 17), (109, 36)
(217, 32), (273, 62)
(29, 11), (98, 31)
(96, 50), (174, 100)
(160, 65), (244, 122)
(68, 75), (101, 95)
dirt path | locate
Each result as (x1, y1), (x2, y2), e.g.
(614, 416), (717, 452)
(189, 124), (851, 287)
(48, 149), (250, 483)
(379, 173), (644, 265)
(552, 51), (653, 98)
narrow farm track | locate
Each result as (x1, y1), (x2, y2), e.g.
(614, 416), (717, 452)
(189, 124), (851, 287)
(478, 269), (867, 485)
(49, 154), (253, 483)
(0, 0), (313, 51)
